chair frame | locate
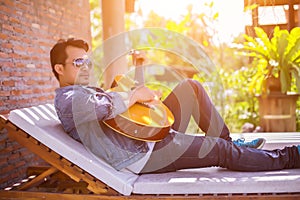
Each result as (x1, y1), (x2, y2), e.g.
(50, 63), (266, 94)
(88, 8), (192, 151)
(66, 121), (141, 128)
(1, 114), (300, 200)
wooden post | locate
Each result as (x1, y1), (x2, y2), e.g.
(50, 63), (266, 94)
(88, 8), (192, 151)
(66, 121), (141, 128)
(288, 0), (296, 31)
(125, 0), (135, 13)
(102, 0), (128, 89)
(252, 5), (259, 27)
(298, 2), (300, 26)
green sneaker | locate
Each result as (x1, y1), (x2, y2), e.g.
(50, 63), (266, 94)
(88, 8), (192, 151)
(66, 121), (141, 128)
(233, 138), (266, 149)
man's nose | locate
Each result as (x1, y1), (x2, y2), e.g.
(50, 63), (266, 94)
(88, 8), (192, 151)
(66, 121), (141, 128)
(81, 64), (90, 70)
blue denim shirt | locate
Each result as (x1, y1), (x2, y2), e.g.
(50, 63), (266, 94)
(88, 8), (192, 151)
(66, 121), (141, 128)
(54, 85), (149, 170)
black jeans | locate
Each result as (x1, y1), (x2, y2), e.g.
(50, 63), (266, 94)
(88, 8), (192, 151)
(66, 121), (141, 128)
(140, 79), (300, 173)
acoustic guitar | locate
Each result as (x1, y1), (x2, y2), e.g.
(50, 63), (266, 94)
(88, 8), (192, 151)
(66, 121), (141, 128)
(103, 50), (174, 142)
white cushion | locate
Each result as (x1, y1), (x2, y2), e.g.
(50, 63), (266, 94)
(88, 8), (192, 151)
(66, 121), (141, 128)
(134, 167), (300, 194)
(8, 104), (138, 196)
(133, 133), (300, 194)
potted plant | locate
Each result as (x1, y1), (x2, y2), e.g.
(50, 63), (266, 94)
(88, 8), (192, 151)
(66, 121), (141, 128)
(236, 26), (300, 132)
(237, 26), (300, 94)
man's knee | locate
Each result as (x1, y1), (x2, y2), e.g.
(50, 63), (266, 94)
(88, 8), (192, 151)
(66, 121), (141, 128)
(182, 79), (205, 94)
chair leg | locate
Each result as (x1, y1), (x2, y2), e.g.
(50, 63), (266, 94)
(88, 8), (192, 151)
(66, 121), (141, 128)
(18, 166), (58, 191)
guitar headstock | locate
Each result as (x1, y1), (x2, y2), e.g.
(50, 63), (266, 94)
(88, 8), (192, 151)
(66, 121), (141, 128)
(129, 49), (145, 67)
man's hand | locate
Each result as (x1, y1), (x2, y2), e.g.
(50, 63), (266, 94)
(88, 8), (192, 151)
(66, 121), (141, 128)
(129, 86), (161, 107)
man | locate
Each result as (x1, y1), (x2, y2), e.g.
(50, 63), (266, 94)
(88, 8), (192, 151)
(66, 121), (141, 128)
(50, 38), (300, 174)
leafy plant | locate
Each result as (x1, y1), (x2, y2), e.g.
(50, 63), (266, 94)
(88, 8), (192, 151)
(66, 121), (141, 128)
(236, 26), (300, 94)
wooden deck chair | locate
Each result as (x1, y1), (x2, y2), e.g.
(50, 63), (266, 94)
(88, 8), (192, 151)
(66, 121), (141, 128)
(0, 104), (300, 200)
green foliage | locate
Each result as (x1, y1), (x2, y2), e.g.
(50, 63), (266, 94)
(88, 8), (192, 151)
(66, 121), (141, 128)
(237, 26), (300, 94)
(193, 67), (259, 133)
(219, 67), (259, 131)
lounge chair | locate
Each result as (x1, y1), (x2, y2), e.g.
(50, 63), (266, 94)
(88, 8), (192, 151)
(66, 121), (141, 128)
(0, 104), (300, 199)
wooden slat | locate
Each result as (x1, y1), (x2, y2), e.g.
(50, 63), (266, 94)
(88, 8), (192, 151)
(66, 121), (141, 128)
(0, 114), (8, 124)
(49, 149), (62, 159)
(27, 166), (52, 176)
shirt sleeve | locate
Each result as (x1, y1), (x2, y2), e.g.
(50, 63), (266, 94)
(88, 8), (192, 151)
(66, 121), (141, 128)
(106, 91), (130, 119)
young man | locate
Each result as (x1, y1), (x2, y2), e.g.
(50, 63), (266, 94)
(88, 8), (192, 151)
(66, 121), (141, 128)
(50, 38), (300, 174)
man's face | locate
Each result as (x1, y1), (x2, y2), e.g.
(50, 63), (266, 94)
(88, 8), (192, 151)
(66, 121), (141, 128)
(59, 45), (91, 86)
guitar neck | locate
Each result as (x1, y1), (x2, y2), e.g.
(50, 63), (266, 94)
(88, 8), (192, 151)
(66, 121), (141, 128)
(134, 64), (144, 86)
(134, 57), (144, 87)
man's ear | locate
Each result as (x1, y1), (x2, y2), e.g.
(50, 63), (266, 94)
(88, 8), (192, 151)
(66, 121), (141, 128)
(54, 64), (64, 76)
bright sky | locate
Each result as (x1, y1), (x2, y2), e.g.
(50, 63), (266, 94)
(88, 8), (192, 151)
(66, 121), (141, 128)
(137, 0), (249, 43)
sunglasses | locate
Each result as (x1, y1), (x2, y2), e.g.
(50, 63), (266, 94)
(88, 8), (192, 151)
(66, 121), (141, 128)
(64, 58), (93, 69)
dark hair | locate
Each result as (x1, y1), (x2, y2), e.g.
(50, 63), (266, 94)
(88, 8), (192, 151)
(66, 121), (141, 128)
(50, 38), (89, 80)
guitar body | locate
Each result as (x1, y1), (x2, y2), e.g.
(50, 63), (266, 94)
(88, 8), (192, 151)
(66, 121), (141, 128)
(103, 74), (175, 142)
(104, 100), (174, 142)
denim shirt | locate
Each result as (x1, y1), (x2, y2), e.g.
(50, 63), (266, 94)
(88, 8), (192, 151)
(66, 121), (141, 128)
(54, 85), (149, 170)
